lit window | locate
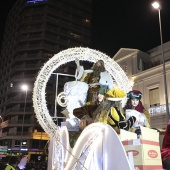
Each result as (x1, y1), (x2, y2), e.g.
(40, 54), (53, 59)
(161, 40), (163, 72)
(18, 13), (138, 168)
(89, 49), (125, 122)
(84, 19), (91, 24)
(27, 0), (48, 4)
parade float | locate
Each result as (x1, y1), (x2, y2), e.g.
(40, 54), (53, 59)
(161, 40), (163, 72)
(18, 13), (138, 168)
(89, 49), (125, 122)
(32, 47), (162, 170)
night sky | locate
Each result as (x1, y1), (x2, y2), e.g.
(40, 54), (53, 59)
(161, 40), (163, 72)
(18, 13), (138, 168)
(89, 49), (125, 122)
(91, 0), (170, 56)
(1, 0), (170, 57)
(0, 0), (16, 48)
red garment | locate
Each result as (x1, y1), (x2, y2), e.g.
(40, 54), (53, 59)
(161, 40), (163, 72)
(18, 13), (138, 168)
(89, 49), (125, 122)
(161, 122), (170, 165)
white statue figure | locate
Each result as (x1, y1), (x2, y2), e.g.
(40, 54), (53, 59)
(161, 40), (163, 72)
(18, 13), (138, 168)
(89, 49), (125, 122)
(63, 81), (88, 125)
(60, 59), (90, 127)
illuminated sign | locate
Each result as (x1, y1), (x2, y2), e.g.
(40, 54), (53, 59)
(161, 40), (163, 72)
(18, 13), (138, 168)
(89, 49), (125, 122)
(0, 146), (7, 157)
(27, 0), (48, 4)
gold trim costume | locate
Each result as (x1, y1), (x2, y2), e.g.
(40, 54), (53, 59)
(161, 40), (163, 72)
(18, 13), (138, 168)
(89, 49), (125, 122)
(78, 60), (114, 102)
(73, 88), (107, 130)
(93, 88), (136, 131)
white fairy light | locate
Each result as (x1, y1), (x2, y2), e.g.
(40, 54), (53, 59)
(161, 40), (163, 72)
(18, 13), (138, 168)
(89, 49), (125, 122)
(33, 47), (132, 138)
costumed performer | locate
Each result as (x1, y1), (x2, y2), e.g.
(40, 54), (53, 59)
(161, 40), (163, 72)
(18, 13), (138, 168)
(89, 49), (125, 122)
(73, 87), (107, 130)
(93, 88), (136, 132)
(161, 122), (170, 170)
(75, 59), (114, 102)
(124, 90), (150, 136)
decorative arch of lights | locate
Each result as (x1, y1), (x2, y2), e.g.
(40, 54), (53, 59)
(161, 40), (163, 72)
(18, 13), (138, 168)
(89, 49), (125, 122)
(33, 47), (132, 138)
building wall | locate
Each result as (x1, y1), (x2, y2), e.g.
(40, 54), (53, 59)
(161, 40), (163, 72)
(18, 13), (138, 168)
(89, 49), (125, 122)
(0, 0), (92, 155)
(114, 41), (170, 129)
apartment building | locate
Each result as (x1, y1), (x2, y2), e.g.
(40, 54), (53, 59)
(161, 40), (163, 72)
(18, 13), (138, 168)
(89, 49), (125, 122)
(0, 0), (91, 156)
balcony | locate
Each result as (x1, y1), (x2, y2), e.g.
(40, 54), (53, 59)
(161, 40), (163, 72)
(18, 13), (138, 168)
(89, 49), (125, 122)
(0, 130), (49, 141)
(5, 107), (34, 115)
(8, 120), (36, 125)
(1, 131), (32, 139)
(148, 104), (170, 115)
(0, 96), (33, 108)
(33, 131), (50, 140)
(0, 120), (9, 128)
(148, 104), (170, 129)
(0, 119), (38, 129)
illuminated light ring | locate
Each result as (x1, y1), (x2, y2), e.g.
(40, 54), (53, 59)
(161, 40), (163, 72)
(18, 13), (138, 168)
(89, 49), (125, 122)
(33, 47), (132, 138)
(56, 92), (67, 107)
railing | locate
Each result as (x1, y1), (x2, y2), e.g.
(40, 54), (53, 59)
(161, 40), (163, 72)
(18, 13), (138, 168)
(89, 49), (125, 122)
(2, 132), (8, 137)
(5, 107), (34, 114)
(8, 120), (35, 124)
(0, 120), (9, 126)
(148, 104), (170, 115)
(33, 132), (50, 140)
(1, 132), (32, 137)
(1, 131), (49, 140)
(0, 119), (36, 126)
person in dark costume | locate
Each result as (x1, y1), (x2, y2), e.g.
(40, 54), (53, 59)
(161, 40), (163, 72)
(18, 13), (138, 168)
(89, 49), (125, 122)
(75, 59), (114, 102)
(74, 88), (136, 132)
(73, 87), (107, 130)
(124, 90), (150, 136)
(93, 88), (136, 131)
(161, 122), (170, 170)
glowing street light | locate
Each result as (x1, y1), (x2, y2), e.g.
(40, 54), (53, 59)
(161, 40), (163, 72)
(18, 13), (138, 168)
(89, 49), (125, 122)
(21, 84), (28, 91)
(152, 1), (169, 122)
(152, 1), (161, 9)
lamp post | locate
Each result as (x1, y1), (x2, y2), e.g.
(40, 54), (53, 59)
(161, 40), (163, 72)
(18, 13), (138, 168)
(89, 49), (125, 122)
(19, 84), (28, 155)
(152, 2), (169, 122)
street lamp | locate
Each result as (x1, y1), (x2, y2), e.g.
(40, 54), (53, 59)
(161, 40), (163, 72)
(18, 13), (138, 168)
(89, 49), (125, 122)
(152, 2), (170, 122)
(19, 84), (28, 155)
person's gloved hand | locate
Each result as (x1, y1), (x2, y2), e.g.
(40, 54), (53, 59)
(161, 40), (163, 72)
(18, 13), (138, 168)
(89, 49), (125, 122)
(134, 128), (141, 138)
(119, 116), (136, 131)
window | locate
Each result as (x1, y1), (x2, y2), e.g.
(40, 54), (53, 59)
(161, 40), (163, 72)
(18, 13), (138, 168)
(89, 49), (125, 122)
(142, 61), (150, 70)
(32, 140), (39, 148)
(149, 87), (160, 107)
(138, 58), (151, 71)
(15, 140), (21, 146)
(21, 140), (27, 148)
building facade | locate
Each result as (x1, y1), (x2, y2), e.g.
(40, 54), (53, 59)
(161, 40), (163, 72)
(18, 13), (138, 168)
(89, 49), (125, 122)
(114, 41), (170, 129)
(0, 0), (92, 157)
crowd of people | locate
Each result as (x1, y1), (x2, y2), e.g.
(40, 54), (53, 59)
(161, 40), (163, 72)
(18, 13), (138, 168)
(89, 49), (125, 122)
(0, 156), (47, 170)
(24, 160), (47, 170)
